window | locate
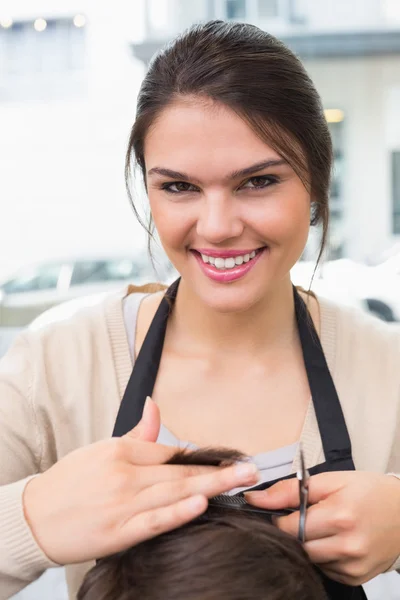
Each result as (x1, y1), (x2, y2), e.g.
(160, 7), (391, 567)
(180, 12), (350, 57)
(2, 264), (62, 294)
(329, 120), (344, 201)
(223, 0), (285, 24)
(226, 0), (246, 19)
(70, 260), (141, 286)
(0, 18), (86, 76)
(327, 118), (345, 259)
(257, 0), (279, 19)
(392, 151), (400, 235)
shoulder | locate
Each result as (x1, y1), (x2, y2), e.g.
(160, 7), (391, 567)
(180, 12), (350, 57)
(29, 282), (167, 338)
(317, 295), (400, 427)
(25, 283), (168, 380)
(315, 296), (400, 471)
(318, 294), (400, 361)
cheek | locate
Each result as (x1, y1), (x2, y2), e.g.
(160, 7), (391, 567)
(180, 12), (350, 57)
(253, 188), (310, 243)
(149, 193), (194, 251)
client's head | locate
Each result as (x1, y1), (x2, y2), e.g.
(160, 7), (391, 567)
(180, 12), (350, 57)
(78, 448), (326, 600)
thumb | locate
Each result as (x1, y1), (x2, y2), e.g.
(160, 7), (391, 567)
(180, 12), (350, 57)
(245, 472), (352, 509)
(126, 397), (161, 442)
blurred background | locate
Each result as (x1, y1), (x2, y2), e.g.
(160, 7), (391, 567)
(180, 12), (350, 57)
(0, 1), (399, 598)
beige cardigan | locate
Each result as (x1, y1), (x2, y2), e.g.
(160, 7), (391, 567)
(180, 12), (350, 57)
(0, 286), (400, 599)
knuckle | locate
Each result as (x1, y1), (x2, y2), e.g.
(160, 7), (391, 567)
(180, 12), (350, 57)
(343, 537), (368, 560)
(333, 510), (356, 531)
(106, 438), (125, 462)
(183, 465), (205, 479)
(143, 510), (164, 537)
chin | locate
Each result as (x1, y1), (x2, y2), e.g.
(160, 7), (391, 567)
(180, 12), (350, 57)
(193, 278), (269, 314)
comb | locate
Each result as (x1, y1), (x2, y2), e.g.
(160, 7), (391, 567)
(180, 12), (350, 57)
(208, 494), (295, 518)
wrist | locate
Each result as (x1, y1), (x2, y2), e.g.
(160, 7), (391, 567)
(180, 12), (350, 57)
(23, 474), (60, 565)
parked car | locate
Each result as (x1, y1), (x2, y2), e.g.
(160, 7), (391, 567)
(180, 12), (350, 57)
(292, 257), (400, 322)
(290, 261), (368, 312)
(0, 255), (156, 327)
(316, 258), (400, 322)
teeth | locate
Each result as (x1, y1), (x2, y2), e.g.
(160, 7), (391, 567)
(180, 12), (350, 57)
(199, 250), (259, 269)
(225, 257), (235, 269)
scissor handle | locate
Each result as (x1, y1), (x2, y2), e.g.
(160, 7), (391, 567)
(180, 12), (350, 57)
(298, 486), (308, 543)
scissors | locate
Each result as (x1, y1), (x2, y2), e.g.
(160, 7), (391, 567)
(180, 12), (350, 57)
(208, 446), (310, 544)
(297, 445), (310, 543)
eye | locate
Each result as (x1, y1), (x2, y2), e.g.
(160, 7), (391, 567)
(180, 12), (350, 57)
(241, 175), (278, 190)
(161, 181), (198, 194)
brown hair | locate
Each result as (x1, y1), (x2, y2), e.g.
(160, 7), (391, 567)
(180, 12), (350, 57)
(125, 20), (332, 264)
(78, 448), (327, 600)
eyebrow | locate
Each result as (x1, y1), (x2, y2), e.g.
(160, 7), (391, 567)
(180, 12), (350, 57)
(147, 159), (287, 184)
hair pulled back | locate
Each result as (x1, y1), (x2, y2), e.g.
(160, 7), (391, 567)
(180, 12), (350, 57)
(126, 20), (332, 258)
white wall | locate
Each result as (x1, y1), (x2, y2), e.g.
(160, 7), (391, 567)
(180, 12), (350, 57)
(306, 56), (400, 260)
(0, 0), (149, 279)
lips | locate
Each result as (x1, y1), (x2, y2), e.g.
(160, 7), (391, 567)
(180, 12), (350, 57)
(191, 247), (267, 283)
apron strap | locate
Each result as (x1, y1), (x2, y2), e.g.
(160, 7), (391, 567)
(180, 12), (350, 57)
(294, 288), (353, 464)
(112, 280), (179, 437)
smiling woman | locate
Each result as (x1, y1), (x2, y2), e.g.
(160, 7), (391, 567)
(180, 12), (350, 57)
(1, 19), (400, 600)
(125, 20), (331, 313)
(143, 99), (311, 308)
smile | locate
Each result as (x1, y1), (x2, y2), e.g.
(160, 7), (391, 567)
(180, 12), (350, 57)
(191, 248), (267, 283)
(200, 250), (257, 270)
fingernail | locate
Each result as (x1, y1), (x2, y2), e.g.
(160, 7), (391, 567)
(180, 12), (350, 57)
(235, 462), (259, 482)
(144, 396), (152, 411)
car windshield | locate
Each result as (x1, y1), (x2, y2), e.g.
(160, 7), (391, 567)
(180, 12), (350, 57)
(70, 259), (142, 286)
(1, 264), (62, 294)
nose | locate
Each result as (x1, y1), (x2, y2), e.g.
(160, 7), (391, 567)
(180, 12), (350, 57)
(196, 190), (244, 244)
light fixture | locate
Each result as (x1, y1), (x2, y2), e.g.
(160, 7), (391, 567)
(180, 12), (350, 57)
(73, 14), (86, 28)
(0, 17), (13, 28)
(324, 108), (345, 123)
(34, 18), (47, 32)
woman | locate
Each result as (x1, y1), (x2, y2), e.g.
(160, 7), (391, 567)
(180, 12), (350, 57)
(0, 20), (400, 600)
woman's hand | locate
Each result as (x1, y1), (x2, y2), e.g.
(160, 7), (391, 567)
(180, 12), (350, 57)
(245, 471), (400, 586)
(23, 398), (259, 565)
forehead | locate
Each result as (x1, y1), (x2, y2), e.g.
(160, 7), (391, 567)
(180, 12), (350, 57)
(144, 99), (282, 176)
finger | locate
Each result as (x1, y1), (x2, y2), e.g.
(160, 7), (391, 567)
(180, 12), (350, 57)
(125, 462), (236, 492)
(119, 495), (208, 550)
(133, 461), (260, 513)
(125, 397), (160, 442)
(275, 502), (340, 541)
(120, 438), (243, 472)
(304, 536), (348, 564)
(245, 472), (353, 509)
(120, 439), (184, 466)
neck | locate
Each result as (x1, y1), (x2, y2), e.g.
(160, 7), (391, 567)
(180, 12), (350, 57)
(170, 277), (298, 357)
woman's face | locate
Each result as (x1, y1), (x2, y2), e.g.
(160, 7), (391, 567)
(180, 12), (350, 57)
(144, 99), (311, 312)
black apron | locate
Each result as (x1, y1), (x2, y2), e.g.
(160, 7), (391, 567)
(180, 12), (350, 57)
(113, 279), (367, 600)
